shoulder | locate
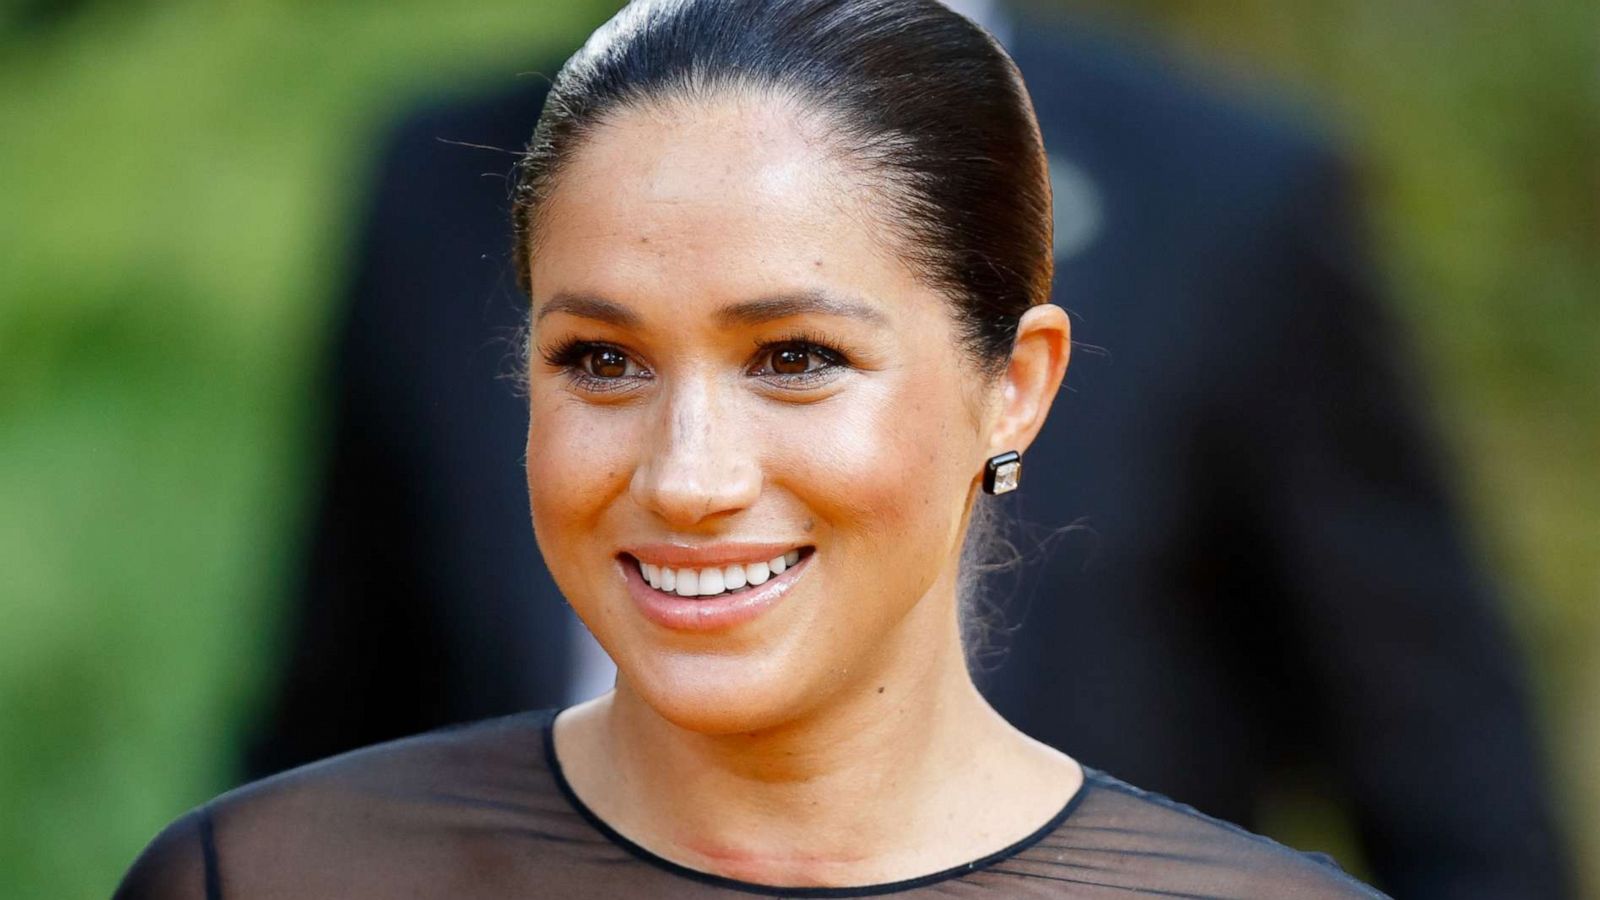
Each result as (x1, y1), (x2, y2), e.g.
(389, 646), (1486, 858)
(209, 707), (554, 815)
(1007, 767), (1390, 898)
(113, 807), (216, 900)
(114, 711), (565, 899)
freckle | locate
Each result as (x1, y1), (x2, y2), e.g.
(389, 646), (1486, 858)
(639, 235), (650, 244)
(812, 259), (823, 268)
(876, 686), (885, 694)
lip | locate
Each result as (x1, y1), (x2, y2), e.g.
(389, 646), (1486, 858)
(620, 547), (814, 632)
(620, 541), (806, 569)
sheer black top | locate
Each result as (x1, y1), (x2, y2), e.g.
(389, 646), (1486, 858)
(114, 710), (1387, 898)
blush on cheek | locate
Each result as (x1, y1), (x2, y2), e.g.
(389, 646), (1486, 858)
(789, 379), (970, 563)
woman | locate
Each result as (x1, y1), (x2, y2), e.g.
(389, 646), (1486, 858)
(117, 1), (1386, 896)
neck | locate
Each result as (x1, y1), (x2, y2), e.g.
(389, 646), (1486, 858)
(557, 575), (1064, 887)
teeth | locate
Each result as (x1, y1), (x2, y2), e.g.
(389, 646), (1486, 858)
(638, 552), (805, 597)
(698, 568), (725, 595)
(745, 561), (770, 585)
(675, 568), (699, 597)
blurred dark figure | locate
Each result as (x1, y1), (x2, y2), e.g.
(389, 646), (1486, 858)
(245, 5), (1571, 898)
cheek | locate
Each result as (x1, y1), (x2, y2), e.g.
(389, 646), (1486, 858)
(525, 394), (638, 552)
(779, 368), (975, 576)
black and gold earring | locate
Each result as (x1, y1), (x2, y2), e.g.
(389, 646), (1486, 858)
(982, 450), (1022, 495)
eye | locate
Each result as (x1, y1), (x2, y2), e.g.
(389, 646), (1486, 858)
(585, 345), (633, 378)
(771, 345), (816, 375)
(749, 337), (849, 387)
(538, 338), (651, 393)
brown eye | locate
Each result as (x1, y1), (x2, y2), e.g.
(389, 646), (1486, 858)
(772, 345), (812, 375)
(750, 339), (848, 388)
(588, 347), (629, 378)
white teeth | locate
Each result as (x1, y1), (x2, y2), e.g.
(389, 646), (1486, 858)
(745, 561), (770, 585)
(641, 551), (805, 597)
(675, 568), (699, 597)
(698, 568), (725, 595)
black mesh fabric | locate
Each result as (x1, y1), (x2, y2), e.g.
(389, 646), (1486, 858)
(114, 709), (1387, 898)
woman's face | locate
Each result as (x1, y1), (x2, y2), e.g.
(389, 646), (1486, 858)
(525, 94), (1001, 734)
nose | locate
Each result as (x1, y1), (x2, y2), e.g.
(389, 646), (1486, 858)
(629, 374), (762, 529)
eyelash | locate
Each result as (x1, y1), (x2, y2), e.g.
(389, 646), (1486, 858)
(538, 338), (641, 394)
(752, 329), (850, 387)
(537, 331), (850, 394)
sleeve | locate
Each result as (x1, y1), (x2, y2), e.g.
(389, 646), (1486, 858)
(1232, 151), (1574, 899)
(112, 808), (218, 900)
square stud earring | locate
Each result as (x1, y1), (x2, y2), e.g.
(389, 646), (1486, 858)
(983, 450), (1022, 495)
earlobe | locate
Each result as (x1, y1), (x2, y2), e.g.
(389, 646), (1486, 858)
(987, 303), (1071, 460)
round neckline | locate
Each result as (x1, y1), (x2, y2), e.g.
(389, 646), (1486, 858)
(539, 707), (1091, 897)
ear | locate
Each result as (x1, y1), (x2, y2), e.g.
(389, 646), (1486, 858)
(984, 303), (1071, 460)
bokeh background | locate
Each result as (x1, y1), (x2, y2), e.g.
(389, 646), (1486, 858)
(0, 1), (1594, 897)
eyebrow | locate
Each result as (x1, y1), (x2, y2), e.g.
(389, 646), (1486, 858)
(715, 291), (889, 328)
(534, 289), (889, 329)
(534, 293), (642, 328)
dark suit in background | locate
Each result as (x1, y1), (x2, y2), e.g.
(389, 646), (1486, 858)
(245, 17), (1572, 900)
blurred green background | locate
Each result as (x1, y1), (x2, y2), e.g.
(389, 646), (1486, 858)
(0, 1), (1594, 897)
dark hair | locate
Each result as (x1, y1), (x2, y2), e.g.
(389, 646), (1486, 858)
(511, 0), (1053, 379)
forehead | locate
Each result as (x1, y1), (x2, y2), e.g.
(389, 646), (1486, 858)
(526, 92), (930, 317)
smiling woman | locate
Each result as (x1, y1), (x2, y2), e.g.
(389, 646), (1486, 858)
(112, 1), (1387, 897)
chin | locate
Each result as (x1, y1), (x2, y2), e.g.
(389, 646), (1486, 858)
(619, 647), (837, 736)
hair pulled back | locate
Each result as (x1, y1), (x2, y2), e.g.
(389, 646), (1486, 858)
(511, 0), (1054, 379)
